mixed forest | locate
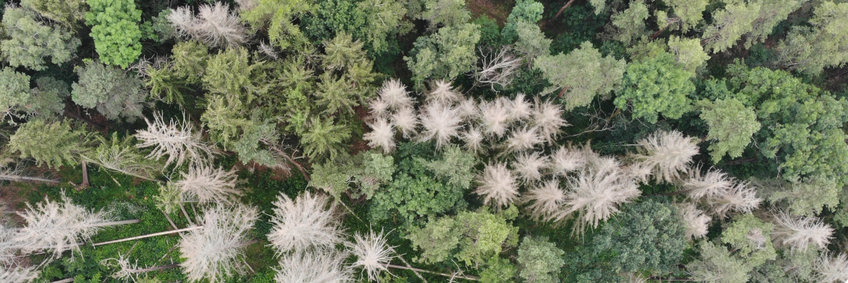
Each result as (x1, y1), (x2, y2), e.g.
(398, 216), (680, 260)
(1, 0), (848, 282)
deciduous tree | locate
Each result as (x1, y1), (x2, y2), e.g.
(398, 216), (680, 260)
(1, 6), (80, 71)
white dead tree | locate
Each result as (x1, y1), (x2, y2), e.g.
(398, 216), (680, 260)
(13, 194), (137, 261)
(629, 130), (700, 184)
(363, 118), (395, 154)
(418, 103), (462, 148)
(267, 191), (344, 254)
(560, 160), (640, 235)
(677, 202), (711, 240)
(473, 47), (522, 90)
(773, 212), (833, 252)
(0, 265), (38, 283)
(522, 179), (565, 221)
(0, 162), (59, 185)
(168, 3), (246, 47)
(172, 162), (240, 204)
(815, 253), (848, 283)
(275, 249), (353, 283)
(179, 204), (258, 282)
(347, 229), (395, 281)
(135, 113), (213, 168)
(474, 162), (519, 209)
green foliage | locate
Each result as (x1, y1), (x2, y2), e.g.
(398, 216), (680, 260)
(203, 47), (260, 100)
(407, 206), (519, 266)
(0, 67), (66, 118)
(686, 241), (752, 282)
(302, 0), (408, 55)
(534, 41), (625, 111)
(420, 146), (476, 189)
(501, 0), (544, 43)
(765, 176), (840, 216)
(406, 23), (481, 86)
(310, 151), (395, 199)
(586, 200), (687, 274)
(420, 0), (470, 28)
(698, 98), (760, 163)
(1, 6), (80, 71)
(778, 1), (848, 74)
(7, 119), (93, 168)
(300, 117), (351, 161)
(667, 36), (710, 75)
(71, 60), (147, 122)
(85, 0), (143, 68)
(370, 142), (467, 226)
(720, 213), (776, 267)
(610, 0), (649, 44)
(701, 2), (759, 53)
(666, 0), (707, 31)
(201, 95), (279, 167)
(719, 64), (848, 194)
(751, 246), (817, 282)
(480, 256), (516, 283)
(516, 236), (565, 283)
(21, 0), (87, 27)
(614, 50), (694, 123)
(242, 0), (312, 52)
(514, 21), (551, 60)
(172, 41), (210, 84)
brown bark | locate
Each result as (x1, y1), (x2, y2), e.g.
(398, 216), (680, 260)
(552, 0), (578, 21)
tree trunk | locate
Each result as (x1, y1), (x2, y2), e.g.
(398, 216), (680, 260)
(79, 161), (90, 189)
(0, 174), (60, 184)
(92, 226), (202, 247)
(552, 0), (578, 22)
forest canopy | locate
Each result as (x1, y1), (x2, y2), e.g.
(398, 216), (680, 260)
(0, 0), (847, 282)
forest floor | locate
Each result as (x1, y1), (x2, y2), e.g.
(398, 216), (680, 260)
(467, 0), (514, 25)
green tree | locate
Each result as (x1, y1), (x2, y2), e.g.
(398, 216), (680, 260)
(534, 41), (625, 111)
(686, 242), (752, 282)
(406, 23), (480, 86)
(743, 0), (805, 48)
(369, 142), (467, 226)
(516, 236), (565, 283)
(778, 1), (848, 75)
(0, 69), (68, 118)
(21, 0), (87, 27)
(310, 151), (395, 200)
(667, 36), (710, 75)
(1, 6), (80, 71)
(85, 0), (143, 68)
(718, 64), (848, 198)
(300, 117), (351, 161)
(610, 0), (649, 44)
(7, 119), (93, 168)
(358, 0), (409, 54)
(514, 21), (551, 60)
(421, 146), (476, 189)
(698, 98), (761, 163)
(420, 0), (470, 28)
(585, 200), (687, 274)
(501, 0), (543, 43)
(407, 206), (519, 266)
(720, 213), (776, 267)
(202, 47), (259, 100)
(701, 2), (760, 53)
(200, 95), (279, 167)
(71, 60), (147, 122)
(242, 0), (312, 52)
(614, 50), (694, 123)
(666, 0), (708, 31)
